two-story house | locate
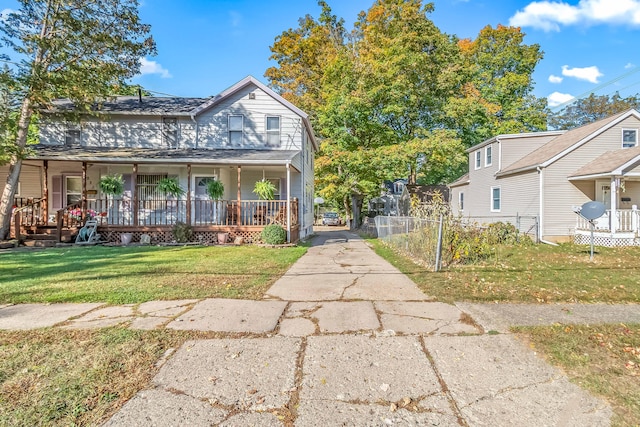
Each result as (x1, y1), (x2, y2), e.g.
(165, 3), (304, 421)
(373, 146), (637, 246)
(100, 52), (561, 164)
(449, 109), (640, 246)
(8, 76), (317, 244)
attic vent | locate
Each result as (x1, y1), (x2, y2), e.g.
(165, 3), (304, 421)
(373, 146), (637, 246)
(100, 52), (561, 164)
(248, 92), (256, 100)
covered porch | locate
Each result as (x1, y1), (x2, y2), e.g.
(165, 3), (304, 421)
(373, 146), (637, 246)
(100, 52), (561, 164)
(570, 148), (640, 246)
(12, 147), (306, 244)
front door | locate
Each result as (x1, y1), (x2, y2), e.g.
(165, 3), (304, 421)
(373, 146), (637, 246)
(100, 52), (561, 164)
(194, 176), (216, 223)
(600, 184), (611, 209)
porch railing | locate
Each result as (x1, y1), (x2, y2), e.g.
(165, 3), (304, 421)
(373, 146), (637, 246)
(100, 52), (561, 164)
(11, 198), (46, 238)
(576, 208), (640, 234)
(74, 198), (300, 227)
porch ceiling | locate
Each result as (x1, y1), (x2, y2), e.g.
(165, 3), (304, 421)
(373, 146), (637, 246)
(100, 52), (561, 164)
(29, 145), (301, 170)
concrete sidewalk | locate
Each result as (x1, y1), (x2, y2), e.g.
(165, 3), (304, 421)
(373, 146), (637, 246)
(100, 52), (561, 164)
(0, 230), (627, 426)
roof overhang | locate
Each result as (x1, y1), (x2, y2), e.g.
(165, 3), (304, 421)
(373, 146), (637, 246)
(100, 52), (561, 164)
(29, 145), (302, 171)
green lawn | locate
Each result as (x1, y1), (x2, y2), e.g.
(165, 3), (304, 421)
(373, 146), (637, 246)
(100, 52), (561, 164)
(0, 244), (307, 304)
(370, 240), (640, 303)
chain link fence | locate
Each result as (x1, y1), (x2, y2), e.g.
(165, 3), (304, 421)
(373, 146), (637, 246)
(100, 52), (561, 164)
(373, 214), (538, 271)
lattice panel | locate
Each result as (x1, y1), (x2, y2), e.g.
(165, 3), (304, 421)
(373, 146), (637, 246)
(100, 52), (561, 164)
(101, 230), (265, 245)
(574, 234), (640, 247)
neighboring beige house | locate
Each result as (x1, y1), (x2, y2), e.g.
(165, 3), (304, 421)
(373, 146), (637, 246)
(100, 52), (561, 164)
(7, 76), (317, 243)
(449, 109), (640, 246)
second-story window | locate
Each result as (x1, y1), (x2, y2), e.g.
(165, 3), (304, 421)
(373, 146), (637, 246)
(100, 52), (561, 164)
(266, 116), (280, 147)
(623, 129), (637, 148)
(486, 145), (492, 166)
(163, 118), (178, 149)
(229, 115), (244, 146)
(475, 151), (481, 169)
(65, 124), (81, 146)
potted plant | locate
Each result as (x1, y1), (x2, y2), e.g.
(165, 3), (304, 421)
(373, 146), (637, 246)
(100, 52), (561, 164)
(206, 179), (228, 243)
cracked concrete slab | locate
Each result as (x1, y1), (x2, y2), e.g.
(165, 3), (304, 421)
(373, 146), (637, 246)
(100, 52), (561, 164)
(377, 301), (479, 335)
(137, 299), (198, 317)
(301, 335), (441, 402)
(219, 411), (284, 426)
(425, 334), (611, 426)
(265, 273), (356, 301)
(153, 338), (300, 410)
(313, 301), (380, 333)
(278, 317), (316, 337)
(166, 299), (287, 333)
(102, 388), (227, 426)
(456, 302), (640, 333)
(0, 303), (103, 330)
(295, 400), (460, 427)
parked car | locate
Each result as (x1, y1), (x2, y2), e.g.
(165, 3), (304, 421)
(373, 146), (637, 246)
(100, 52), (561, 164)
(322, 212), (341, 226)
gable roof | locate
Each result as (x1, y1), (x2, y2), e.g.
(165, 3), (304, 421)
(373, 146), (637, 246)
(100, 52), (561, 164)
(569, 146), (640, 179)
(497, 109), (640, 177)
(45, 76), (318, 150)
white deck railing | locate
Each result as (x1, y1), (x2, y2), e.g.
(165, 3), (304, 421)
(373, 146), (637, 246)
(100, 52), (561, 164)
(576, 209), (640, 234)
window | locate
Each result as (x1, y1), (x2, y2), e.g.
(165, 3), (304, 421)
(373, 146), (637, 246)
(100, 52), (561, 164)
(65, 176), (82, 206)
(485, 145), (492, 166)
(65, 125), (81, 146)
(228, 115), (243, 146)
(163, 117), (178, 149)
(475, 151), (481, 169)
(622, 129), (637, 148)
(136, 174), (167, 201)
(491, 187), (501, 212)
(459, 192), (464, 211)
(266, 116), (280, 147)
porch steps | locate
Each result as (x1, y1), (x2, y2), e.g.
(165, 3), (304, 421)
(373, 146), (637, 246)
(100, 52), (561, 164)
(23, 236), (57, 248)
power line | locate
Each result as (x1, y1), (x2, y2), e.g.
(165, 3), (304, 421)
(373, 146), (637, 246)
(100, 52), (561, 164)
(550, 66), (640, 111)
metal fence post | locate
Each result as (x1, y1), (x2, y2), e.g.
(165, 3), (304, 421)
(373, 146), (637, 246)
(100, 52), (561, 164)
(435, 214), (443, 272)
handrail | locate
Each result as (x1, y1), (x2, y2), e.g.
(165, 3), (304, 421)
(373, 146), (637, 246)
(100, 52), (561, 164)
(12, 198), (46, 239)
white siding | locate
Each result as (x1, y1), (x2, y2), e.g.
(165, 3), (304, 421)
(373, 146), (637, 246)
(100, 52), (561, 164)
(542, 116), (640, 237)
(500, 134), (559, 169)
(195, 85), (304, 150)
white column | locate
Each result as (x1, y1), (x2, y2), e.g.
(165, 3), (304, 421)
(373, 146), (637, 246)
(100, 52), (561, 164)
(632, 205), (638, 234)
(286, 162), (291, 243)
(610, 177), (618, 233)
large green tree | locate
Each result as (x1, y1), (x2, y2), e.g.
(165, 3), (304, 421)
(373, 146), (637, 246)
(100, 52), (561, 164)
(446, 25), (548, 148)
(548, 93), (640, 130)
(0, 0), (155, 239)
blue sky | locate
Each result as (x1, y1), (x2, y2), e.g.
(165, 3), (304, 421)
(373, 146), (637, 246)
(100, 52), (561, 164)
(4, 0), (640, 109)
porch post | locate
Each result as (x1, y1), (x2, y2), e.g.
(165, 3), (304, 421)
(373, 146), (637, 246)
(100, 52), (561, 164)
(286, 162), (291, 242)
(42, 160), (48, 224)
(611, 177), (618, 233)
(132, 164), (139, 225)
(237, 165), (242, 223)
(186, 164), (192, 225)
(81, 162), (87, 219)
(633, 204), (639, 234)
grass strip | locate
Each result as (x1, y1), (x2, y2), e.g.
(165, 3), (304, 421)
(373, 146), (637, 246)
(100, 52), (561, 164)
(513, 323), (640, 427)
(368, 239), (640, 303)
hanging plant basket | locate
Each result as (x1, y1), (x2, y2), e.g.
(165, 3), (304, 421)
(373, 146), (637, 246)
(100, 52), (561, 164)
(157, 177), (185, 198)
(99, 174), (125, 197)
(253, 179), (277, 200)
(206, 179), (225, 200)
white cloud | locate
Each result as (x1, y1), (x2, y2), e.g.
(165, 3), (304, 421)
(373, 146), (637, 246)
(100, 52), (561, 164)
(548, 74), (563, 83)
(1, 8), (15, 21)
(139, 58), (171, 78)
(625, 63), (636, 69)
(509, 0), (640, 31)
(548, 91), (575, 107)
(561, 65), (603, 83)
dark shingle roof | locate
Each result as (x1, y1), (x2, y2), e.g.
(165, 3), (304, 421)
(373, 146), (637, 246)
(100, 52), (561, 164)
(49, 97), (209, 115)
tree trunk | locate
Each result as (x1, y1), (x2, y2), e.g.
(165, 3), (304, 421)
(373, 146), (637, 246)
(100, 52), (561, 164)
(0, 97), (33, 240)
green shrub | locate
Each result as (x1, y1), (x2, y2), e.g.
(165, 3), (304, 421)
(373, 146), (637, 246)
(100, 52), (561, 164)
(261, 224), (286, 245)
(172, 222), (193, 243)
